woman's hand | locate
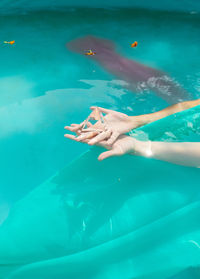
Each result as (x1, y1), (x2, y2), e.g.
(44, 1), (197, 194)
(65, 107), (146, 146)
(64, 132), (137, 161)
(87, 106), (143, 145)
(97, 135), (137, 161)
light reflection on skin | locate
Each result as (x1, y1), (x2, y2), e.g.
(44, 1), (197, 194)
(145, 141), (153, 157)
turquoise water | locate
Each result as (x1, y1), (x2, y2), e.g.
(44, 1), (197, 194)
(0, 7), (200, 279)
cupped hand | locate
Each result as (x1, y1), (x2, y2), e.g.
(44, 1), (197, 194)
(64, 106), (145, 147)
(97, 135), (136, 161)
(87, 106), (133, 145)
(64, 131), (137, 161)
(73, 106), (144, 146)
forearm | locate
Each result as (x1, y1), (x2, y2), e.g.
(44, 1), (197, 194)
(134, 139), (200, 167)
(130, 99), (200, 128)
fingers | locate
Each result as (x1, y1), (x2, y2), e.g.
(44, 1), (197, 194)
(88, 107), (101, 121)
(75, 131), (98, 141)
(64, 132), (112, 153)
(64, 134), (77, 140)
(88, 129), (112, 145)
(90, 106), (110, 114)
(98, 150), (117, 161)
(64, 121), (93, 134)
(106, 132), (120, 145)
(86, 122), (92, 128)
(96, 140), (110, 147)
(64, 133), (90, 145)
(64, 123), (83, 132)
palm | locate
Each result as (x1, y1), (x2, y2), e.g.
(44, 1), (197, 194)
(84, 107), (134, 145)
(103, 111), (132, 134)
(98, 135), (135, 161)
(64, 129), (136, 160)
(64, 106), (142, 146)
(85, 108), (131, 134)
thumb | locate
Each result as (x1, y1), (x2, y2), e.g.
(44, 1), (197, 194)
(98, 150), (117, 161)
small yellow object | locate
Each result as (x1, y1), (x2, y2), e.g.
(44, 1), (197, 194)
(4, 40), (15, 45)
(85, 49), (96, 56)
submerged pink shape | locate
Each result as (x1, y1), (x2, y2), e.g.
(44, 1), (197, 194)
(67, 36), (189, 104)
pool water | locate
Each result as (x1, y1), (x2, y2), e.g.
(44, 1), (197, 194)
(0, 7), (200, 279)
(1, 7), (200, 211)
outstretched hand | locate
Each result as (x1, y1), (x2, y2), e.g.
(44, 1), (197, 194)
(64, 131), (136, 161)
(87, 106), (133, 145)
(65, 106), (143, 146)
(64, 106), (146, 160)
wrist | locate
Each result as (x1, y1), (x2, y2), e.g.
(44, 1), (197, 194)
(129, 114), (152, 129)
(131, 139), (153, 157)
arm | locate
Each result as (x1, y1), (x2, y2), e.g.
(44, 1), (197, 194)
(98, 136), (200, 167)
(132, 99), (200, 128)
(65, 99), (200, 147)
(64, 128), (200, 167)
(134, 139), (200, 167)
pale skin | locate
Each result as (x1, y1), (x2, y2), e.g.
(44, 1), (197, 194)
(64, 99), (200, 167)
